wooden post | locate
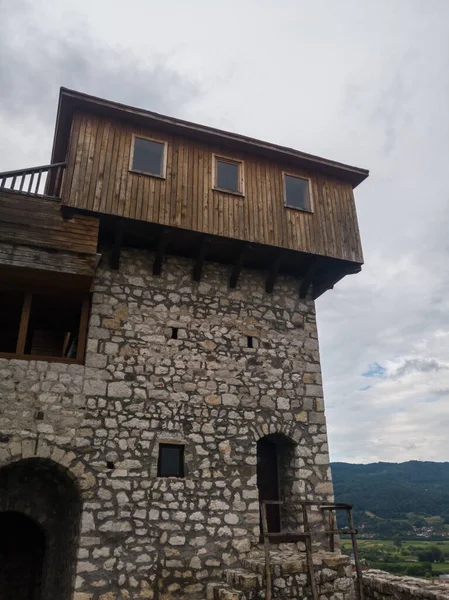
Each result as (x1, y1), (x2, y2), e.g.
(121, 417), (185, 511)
(193, 235), (211, 282)
(347, 508), (364, 600)
(260, 502), (272, 600)
(16, 293), (32, 355)
(28, 172), (35, 194)
(76, 297), (90, 362)
(110, 219), (124, 270)
(265, 251), (284, 293)
(229, 243), (249, 288)
(299, 258), (318, 299)
(302, 504), (319, 600)
(153, 228), (169, 276)
(36, 170), (42, 195)
(328, 509), (335, 552)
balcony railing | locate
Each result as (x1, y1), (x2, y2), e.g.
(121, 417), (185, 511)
(0, 162), (66, 199)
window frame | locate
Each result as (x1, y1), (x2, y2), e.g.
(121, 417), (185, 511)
(129, 134), (168, 179)
(0, 289), (90, 365)
(282, 171), (314, 213)
(212, 154), (245, 196)
(157, 442), (185, 478)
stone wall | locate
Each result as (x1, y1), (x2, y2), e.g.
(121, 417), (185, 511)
(0, 248), (335, 600)
(362, 570), (449, 600)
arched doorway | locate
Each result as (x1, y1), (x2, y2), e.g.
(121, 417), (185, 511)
(257, 433), (297, 535)
(0, 458), (81, 600)
(0, 512), (45, 600)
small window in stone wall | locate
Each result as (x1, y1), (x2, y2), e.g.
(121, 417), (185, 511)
(171, 327), (178, 340)
(247, 335), (254, 348)
(157, 444), (185, 477)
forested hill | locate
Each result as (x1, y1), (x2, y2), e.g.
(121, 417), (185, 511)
(331, 461), (449, 525)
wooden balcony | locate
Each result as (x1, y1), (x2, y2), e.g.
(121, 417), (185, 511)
(0, 189), (100, 292)
(0, 162), (66, 199)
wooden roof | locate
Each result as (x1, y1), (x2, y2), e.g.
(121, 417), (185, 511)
(51, 87), (369, 188)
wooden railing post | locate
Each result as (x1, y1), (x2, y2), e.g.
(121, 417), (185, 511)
(260, 502), (272, 600)
(16, 293), (32, 355)
(347, 508), (365, 600)
(302, 503), (319, 600)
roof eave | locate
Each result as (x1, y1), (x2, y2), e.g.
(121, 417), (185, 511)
(51, 87), (369, 188)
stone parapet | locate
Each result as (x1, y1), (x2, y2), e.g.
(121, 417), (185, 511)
(363, 570), (449, 600)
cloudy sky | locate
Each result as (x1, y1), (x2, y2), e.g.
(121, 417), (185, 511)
(1, 0), (449, 464)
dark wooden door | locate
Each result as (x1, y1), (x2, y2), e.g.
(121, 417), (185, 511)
(257, 438), (281, 533)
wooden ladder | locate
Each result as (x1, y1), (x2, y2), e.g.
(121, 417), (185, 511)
(260, 500), (365, 600)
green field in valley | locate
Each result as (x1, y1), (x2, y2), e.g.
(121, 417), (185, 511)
(340, 538), (449, 578)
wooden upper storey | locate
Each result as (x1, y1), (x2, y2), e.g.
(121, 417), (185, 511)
(54, 88), (368, 266)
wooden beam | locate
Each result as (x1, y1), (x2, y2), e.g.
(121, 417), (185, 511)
(76, 296), (90, 362)
(299, 258), (318, 299)
(193, 235), (211, 282)
(61, 205), (75, 220)
(110, 218), (123, 270)
(312, 265), (361, 300)
(265, 251), (285, 293)
(16, 293), (32, 355)
(153, 227), (169, 276)
(229, 243), (250, 288)
(312, 283), (334, 300)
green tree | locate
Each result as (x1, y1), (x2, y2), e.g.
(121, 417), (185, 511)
(417, 547), (443, 563)
(414, 518), (427, 528)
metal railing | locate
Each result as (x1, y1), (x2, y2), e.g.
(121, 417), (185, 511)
(0, 162), (66, 198)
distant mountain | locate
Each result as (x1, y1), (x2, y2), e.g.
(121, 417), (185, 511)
(331, 461), (449, 537)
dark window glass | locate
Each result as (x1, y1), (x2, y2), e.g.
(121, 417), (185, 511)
(132, 137), (165, 176)
(158, 444), (184, 477)
(0, 290), (24, 353)
(284, 175), (311, 211)
(216, 159), (240, 192)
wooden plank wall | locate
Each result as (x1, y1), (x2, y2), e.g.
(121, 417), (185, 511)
(0, 191), (99, 255)
(63, 112), (363, 264)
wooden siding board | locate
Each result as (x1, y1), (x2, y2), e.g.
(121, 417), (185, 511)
(62, 114), (81, 205)
(64, 113), (364, 264)
(247, 162), (256, 245)
(85, 116), (101, 212)
(203, 147), (211, 234)
(92, 120), (110, 213)
(99, 119), (115, 215)
(70, 114), (87, 208)
(78, 116), (94, 210)
(0, 194), (99, 255)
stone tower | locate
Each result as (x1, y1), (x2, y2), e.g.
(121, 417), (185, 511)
(0, 88), (368, 600)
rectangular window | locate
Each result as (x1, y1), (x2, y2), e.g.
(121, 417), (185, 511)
(157, 444), (185, 477)
(0, 289), (90, 363)
(283, 174), (312, 212)
(214, 156), (244, 195)
(130, 136), (166, 177)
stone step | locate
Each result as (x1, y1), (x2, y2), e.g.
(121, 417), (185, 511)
(206, 581), (245, 600)
(242, 554), (307, 577)
(223, 567), (262, 591)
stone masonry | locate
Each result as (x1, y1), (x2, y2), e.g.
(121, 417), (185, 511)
(362, 570), (449, 600)
(0, 247), (341, 600)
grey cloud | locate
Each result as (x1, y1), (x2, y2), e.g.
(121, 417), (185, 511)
(433, 389), (449, 397)
(0, 0), (198, 129)
(392, 359), (447, 379)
